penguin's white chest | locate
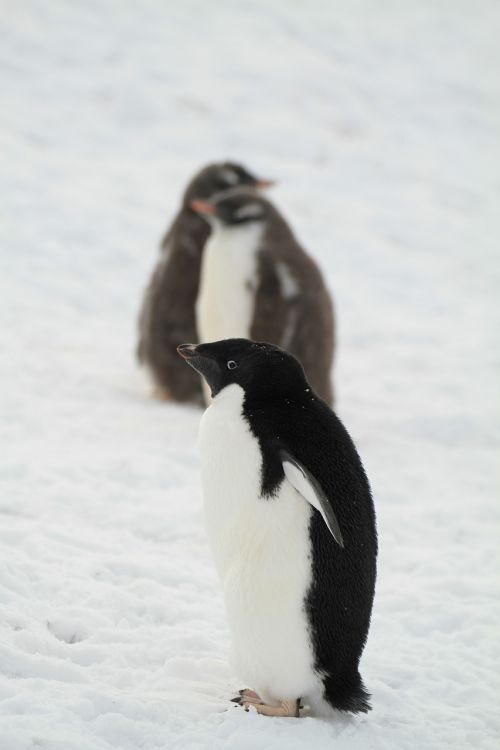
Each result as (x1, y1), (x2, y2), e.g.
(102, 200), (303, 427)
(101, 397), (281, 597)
(199, 385), (318, 701)
(196, 223), (262, 343)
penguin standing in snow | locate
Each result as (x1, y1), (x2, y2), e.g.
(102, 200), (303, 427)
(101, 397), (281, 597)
(191, 188), (335, 405)
(137, 163), (272, 403)
(177, 338), (377, 718)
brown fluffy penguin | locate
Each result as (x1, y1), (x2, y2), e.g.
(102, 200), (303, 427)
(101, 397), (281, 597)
(192, 188), (335, 405)
(137, 163), (272, 403)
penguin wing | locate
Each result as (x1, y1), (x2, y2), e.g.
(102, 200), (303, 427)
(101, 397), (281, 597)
(279, 449), (344, 548)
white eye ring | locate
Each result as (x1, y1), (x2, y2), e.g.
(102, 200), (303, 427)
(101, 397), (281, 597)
(227, 360), (238, 370)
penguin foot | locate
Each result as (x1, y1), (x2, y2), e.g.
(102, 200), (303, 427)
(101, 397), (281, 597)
(152, 385), (173, 401)
(242, 698), (300, 717)
(231, 688), (263, 705)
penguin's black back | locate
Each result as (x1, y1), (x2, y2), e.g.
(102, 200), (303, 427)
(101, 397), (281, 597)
(242, 392), (377, 713)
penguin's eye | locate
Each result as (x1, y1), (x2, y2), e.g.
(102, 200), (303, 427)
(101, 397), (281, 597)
(226, 360), (238, 370)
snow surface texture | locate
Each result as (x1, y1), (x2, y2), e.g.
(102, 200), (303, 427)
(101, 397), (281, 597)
(1, 1), (499, 748)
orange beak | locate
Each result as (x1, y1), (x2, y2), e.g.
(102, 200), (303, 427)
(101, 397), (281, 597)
(255, 179), (275, 189)
(190, 199), (216, 214)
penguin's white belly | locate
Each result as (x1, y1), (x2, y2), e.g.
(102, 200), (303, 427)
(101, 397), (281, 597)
(196, 224), (262, 343)
(199, 385), (318, 701)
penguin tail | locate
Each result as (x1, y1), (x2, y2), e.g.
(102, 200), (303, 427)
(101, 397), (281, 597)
(323, 670), (372, 714)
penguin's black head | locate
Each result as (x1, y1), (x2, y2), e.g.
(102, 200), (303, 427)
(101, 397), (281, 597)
(182, 162), (273, 208)
(177, 338), (309, 401)
(190, 188), (272, 228)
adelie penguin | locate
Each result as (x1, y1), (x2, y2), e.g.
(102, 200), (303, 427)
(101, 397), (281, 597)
(137, 162), (272, 403)
(192, 188), (335, 405)
(177, 338), (377, 718)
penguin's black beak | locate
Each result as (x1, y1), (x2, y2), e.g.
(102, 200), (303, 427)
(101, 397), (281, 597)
(255, 179), (275, 189)
(177, 343), (197, 359)
(177, 343), (222, 396)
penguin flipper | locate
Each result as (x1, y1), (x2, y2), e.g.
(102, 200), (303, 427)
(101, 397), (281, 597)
(279, 449), (344, 548)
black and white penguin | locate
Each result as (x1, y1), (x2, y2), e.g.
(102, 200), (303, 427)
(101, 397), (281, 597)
(177, 338), (377, 718)
(137, 163), (272, 403)
(191, 188), (335, 405)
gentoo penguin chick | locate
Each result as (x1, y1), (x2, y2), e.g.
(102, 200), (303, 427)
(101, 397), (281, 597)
(137, 163), (272, 403)
(177, 339), (377, 718)
(192, 188), (335, 405)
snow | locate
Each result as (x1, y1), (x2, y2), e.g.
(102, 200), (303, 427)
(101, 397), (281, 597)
(1, 1), (499, 748)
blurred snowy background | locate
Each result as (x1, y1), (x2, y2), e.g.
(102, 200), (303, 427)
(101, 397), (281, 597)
(1, 1), (499, 748)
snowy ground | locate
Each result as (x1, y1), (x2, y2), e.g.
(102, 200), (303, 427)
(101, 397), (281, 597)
(1, 1), (499, 748)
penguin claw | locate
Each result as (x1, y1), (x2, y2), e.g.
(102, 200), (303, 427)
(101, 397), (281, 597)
(238, 688), (262, 701)
(232, 688), (265, 707)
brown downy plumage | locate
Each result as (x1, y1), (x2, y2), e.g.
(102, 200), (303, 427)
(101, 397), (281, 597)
(137, 162), (271, 403)
(192, 188), (335, 405)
